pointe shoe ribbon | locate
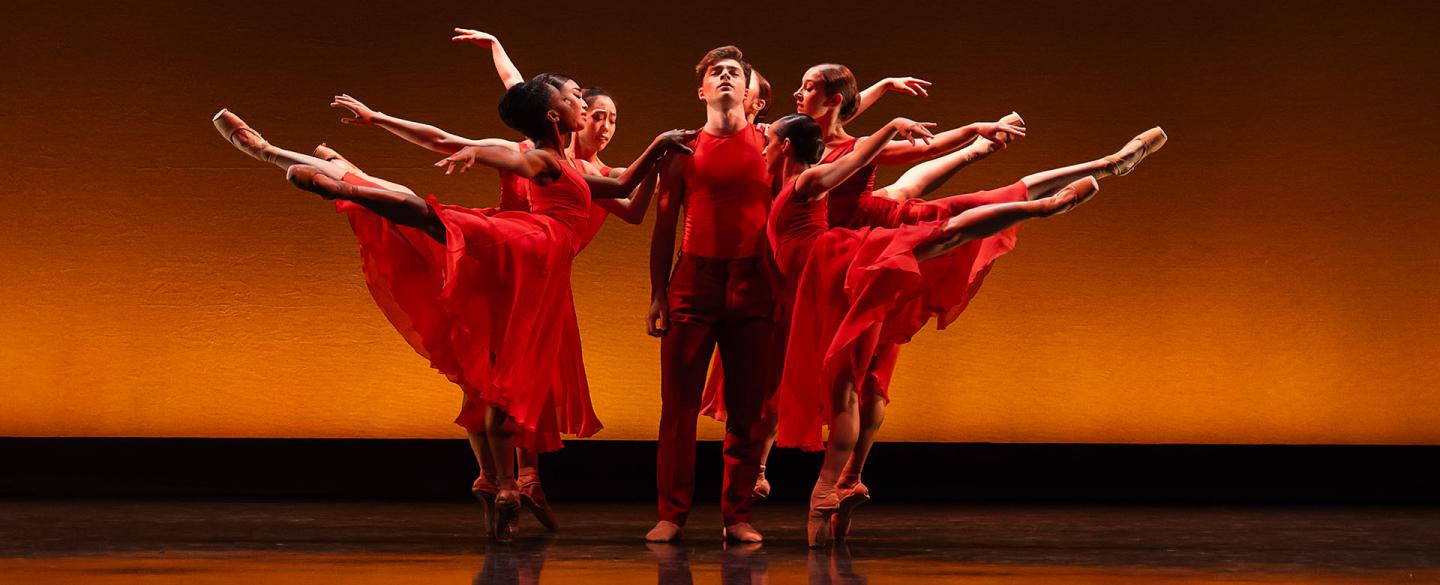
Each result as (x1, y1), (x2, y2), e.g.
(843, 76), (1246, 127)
(832, 482), (871, 542)
(1105, 126), (1167, 176)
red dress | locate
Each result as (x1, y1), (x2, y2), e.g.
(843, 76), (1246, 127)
(768, 178), (1022, 451)
(334, 156), (601, 453)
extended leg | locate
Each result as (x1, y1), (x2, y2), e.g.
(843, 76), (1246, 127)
(213, 109), (350, 179)
(314, 144), (418, 196)
(1020, 127), (1167, 199)
(915, 177), (1100, 260)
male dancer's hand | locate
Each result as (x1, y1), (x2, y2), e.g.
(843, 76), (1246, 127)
(647, 296), (669, 337)
(331, 94), (378, 125)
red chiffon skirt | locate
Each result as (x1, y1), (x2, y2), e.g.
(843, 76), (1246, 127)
(775, 212), (1019, 451)
(334, 174), (600, 452)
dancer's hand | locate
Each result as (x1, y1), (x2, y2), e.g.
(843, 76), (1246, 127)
(435, 146), (481, 175)
(654, 129), (697, 156)
(332, 94), (378, 126)
(452, 28), (499, 47)
(891, 118), (938, 145)
(973, 121), (1027, 145)
(880, 77), (932, 97)
(646, 297), (669, 337)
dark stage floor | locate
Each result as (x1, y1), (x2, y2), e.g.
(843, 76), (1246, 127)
(1, 500), (1436, 583)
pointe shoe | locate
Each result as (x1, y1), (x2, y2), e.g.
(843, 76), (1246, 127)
(212, 109), (274, 162)
(753, 466), (771, 500)
(722, 522), (764, 543)
(1104, 126), (1168, 176)
(832, 482), (870, 542)
(518, 477), (560, 532)
(807, 496), (840, 548)
(493, 490), (522, 542)
(971, 111), (1025, 153)
(1039, 177), (1100, 217)
(644, 520), (683, 543)
(314, 143), (362, 175)
(472, 475), (499, 538)
(285, 165), (346, 200)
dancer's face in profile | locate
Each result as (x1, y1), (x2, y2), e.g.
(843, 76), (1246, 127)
(577, 94), (617, 155)
(698, 58), (746, 107)
(761, 124), (788, 176)
(552, 81), (586, 134)
(794, 67), (837, 119)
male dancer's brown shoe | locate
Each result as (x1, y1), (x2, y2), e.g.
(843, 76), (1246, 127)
(722, 522), (764, 543)
(1104, 127), (1168, 176)
(518, 478), (560, 532)
(832, 482), (871, 542)
(213, 109), (274, 162)
(645, 520), (683, 542)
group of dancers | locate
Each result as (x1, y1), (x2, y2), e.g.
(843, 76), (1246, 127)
(213, 31), (1166, 547)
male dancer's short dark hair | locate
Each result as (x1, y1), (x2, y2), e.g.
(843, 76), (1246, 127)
(694, 45), (753, 87)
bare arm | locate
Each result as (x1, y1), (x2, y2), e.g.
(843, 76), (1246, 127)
(585, 130), (695, 200)
(872, 121), (1025, 166)
(593, 171), (659, 224)
(876, 112), (1025, 201)
(452, 28), (525, 89)
(433, 143), (558, 181)
(846, 77), (932, 123)
(332, 94), (510, 155)
(646, 158), (684, 337)
(795, 118), (930, 200)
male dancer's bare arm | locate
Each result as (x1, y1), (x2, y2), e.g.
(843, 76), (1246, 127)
(847, 77), (932, 122)
(452, 28), (525, 89)
(646, 159), (684, 337)
(332, 94), (512, 155)
(872, 121), (1024, 166)
(586, 130), (694, 199)
(796, 118), (929, 199)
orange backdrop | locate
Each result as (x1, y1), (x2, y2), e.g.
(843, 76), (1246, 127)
(2, 1), (1437, 443)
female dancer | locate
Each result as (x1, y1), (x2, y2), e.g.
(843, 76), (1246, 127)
(762, 112), (1166, 545)
(213, 80), (690, 540)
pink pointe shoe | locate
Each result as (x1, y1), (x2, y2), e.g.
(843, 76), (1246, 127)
(492, 490), (522, 542)
(471, 475), (498, 538)
(212, 109), (274, 162)
(753, 466), (771, 500)
(1038, 177), (1101, 218)
(518, 477), (560, 532)
(1104, 127), (1168, 176)
(832, 482), (871, 542)
(808, 494), (840, 548)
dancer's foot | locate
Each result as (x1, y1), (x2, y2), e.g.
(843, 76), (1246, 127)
(723, 522), (764, 543)
(644, 520), (683, 542)
(471, 475), (499, 538)
(493, 489), (521, 542)
(285, 165), (347, 200)
(968, 111), (1025, 155)
(213, 109), (275, 162)
(1104, 126), (1167, 176)
(753, 466), (771, 500)
(314, 143), (362, 174)
(808, 489), (840, 548)
(832, 482), (871, 542)
(518, 477), (560, 532)
(1037, 177), (1100, 217)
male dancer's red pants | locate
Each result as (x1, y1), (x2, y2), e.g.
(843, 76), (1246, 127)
(658, 253), (774, 526)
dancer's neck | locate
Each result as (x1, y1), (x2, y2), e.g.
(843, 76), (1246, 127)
(703, 102), (749, 135)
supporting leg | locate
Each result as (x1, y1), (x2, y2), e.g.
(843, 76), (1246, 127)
(484, 405), (521, 542)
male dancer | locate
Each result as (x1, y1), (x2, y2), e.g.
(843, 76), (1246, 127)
(645, 46), (773, 543)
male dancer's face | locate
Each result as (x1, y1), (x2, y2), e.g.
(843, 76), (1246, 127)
(697, 58), (747, 111)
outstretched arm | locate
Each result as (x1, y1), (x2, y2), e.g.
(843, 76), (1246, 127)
(452, 28), (525, 89)
(585, 130), (695, 199)
(872, 120), (1024, 166)
(332, 94), (512, 155)
(795, 118), (932, 199)
(647, 158), (684, 337)
(846, 77), (931, 123)
(433, 143), (558, 181)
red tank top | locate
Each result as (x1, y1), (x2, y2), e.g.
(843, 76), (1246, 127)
(767, 179), (828, 279)
(680, 125), (773, 259)
(528, 156), (593, 253)
(574, 164), (612, 252)
(819, 137), (878, 228)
